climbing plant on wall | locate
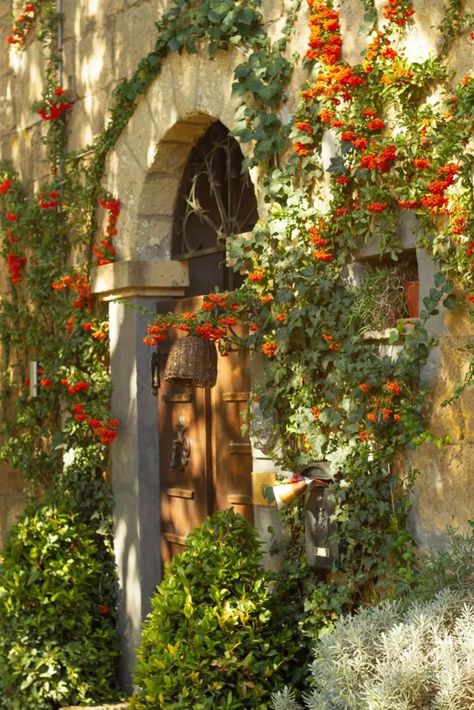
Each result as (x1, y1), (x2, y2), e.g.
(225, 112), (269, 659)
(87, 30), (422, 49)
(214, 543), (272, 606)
(1, 0), (473, 663)
(142, 0), (474, 609)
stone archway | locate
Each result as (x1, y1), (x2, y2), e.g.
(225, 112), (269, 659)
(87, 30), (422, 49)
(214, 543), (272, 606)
(102, 48), (253, 262)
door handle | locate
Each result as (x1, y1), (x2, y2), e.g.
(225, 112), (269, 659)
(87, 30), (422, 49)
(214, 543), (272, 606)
(151, 351), (160, 396)
(170, 415), (191, 471)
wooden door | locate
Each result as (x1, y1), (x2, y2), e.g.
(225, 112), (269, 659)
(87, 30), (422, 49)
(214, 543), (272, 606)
(157, 297), (252, 565)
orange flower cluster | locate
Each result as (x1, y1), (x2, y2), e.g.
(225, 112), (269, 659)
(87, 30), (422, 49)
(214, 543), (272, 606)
(293, 141), (312, 157)
(295, 121), (314, 134)
(366, 118), (385, 132)
(248, 269), (265, 283)
(36, 87), (73, 121)
(51, 274), (94, 310)
(262, 341), (277, 357)
(195, 323), (227, 341)
(384, 380), (402, 395)
(309, 225), (329, 246)
(451, 212), (467, 236)
(38, 190), (60, 209)
(205, 292), (228, 308)
(364, 386), (402, 426)
(306, 1), (342, 65)
(0, 178), (12, 194)
(383, 0), (415, 27)
(366, 202), (387, 213)
(71, 403), (119, 445)
(7, 253), (26, 285)
(144, 323), (168, 346)
(359, 145), (397, 172)
(6, 2), (39, 46)
(219, 315), (237, 326)
(362, 33), (398, 72)
(398, 200), (421, 209)
(313, 249), (334, 261)
(305, 65), (366, 104)
(61, 378), (90, 395)
(93, 196), (120, 266)
(413, 158), (431, 170)
(420, 163), (458, 212)
(339, 129), (368, 151)
(83, 321), (108, 342)
(319, 108), (334, 123)
(322, 332), (342, 349)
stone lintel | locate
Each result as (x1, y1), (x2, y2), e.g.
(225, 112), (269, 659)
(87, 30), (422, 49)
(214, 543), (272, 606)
(91, 260), (189, 300)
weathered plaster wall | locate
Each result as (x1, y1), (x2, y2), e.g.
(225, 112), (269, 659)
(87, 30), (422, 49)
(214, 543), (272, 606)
(0, 0), (473, 552)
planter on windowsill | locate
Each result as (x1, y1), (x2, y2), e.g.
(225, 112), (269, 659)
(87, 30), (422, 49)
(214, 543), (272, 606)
(403, 280), (419, 319)
(362, 319), (417, 341)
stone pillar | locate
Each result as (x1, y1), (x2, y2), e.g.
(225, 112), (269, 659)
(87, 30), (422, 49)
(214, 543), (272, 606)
(91, 260), (188, 692)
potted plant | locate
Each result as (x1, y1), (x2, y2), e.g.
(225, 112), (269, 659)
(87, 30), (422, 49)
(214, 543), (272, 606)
(400, 261), (419, 319)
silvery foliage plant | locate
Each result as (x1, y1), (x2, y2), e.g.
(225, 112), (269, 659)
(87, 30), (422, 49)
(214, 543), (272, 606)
(272, 589), (474, 710)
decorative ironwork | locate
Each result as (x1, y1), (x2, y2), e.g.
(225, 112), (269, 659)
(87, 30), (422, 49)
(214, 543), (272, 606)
(173, 121), (258, 259)
(170, 415), (191, 471)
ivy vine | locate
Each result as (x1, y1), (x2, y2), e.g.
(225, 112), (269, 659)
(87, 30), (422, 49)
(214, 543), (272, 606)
(1, 0), (473, 640)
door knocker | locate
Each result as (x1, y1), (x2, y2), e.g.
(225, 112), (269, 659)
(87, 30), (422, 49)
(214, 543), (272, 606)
(170, 415), (191, 471)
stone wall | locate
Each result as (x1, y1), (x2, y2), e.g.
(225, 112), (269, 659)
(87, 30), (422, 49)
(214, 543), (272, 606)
(0, 0), (473, 549)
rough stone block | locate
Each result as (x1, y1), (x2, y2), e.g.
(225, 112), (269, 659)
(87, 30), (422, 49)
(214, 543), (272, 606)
(74, 28), (115, 101)
(411, 442), (474, 537)
(113, 3), (158, 83)
(91, 259), (188, 298)
(147, 141), (192, 176)
(137, 175), (180, 216)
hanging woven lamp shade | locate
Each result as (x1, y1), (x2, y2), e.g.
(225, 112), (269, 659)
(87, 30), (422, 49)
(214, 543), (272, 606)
(163, 335), (217, 388)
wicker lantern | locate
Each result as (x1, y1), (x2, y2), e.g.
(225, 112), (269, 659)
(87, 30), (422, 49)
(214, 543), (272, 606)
(163, 335), (217, 388)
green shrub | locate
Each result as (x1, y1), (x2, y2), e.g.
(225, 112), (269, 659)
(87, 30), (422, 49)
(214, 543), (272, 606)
(0, 503), (120, 709)
(132, 508), (304, 709)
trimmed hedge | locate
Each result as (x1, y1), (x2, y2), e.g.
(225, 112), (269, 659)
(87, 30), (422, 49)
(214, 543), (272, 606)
(132, 509), (304, 709)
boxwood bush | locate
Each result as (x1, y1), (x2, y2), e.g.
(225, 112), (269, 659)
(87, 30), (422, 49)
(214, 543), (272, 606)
(0, 503), (120, 709)
(132, 508), (305, 709)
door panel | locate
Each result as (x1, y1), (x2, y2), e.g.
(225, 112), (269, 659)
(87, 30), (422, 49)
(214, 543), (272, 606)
(158, 385), (209, 563)
(157, 297), (252, 565)
(212, 349), (253, 523)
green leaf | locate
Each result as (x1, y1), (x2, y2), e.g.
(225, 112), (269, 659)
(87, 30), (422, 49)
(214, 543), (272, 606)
(442, 294), (458, 310)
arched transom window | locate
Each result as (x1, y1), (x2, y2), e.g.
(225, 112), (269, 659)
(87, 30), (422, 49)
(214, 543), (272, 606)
(172, 121), (258, 295)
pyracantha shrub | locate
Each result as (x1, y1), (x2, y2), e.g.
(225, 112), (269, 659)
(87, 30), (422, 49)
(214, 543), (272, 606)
(0, 503), (120, 709)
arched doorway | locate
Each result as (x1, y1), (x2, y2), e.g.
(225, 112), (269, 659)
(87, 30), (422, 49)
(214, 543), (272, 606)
(157, 121), (258, 563)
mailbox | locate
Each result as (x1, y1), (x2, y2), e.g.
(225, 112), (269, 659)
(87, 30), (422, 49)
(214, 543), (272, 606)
(302, 463), (338, 570)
